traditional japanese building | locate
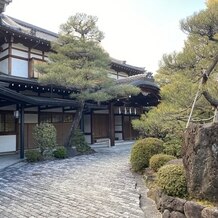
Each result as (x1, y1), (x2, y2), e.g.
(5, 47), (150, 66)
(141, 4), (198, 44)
(0, 2), (160, 158)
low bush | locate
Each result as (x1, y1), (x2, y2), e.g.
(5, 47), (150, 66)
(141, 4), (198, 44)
(163, 137), (182, 158)
(149, 154), (176, 172)
(53, 146), (68, 159)
(33, 123), (57, 156)
(130, 137), (164, 172)
(25, 150), (42, 162)
(71, 129), (93, 154)
(157, 164), (187, 198)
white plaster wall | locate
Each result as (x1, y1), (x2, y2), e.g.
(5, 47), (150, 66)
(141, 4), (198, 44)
(12, 43), (28, 51)
(12, 49), (28, 58)
(1, 43), (8, 50)
(0, 49), (8, 58)
(115, 115), (122, 124)
(0, 135), (16, 153)
(35, 32), (57, 42)
(108, 73), (117, 79)
(12, 58), (28, 77)
(41, 108), (63, 112)
(24, 114), (38, 124)
(30, 54), (43, 59)
(85, 135), (91, 144)
(0, 59), (8, 74)
(24, 107), (38, 112)
(94, 110), (109, 114)
(84, 114), (91, 133)
(115, 125), (122, 131)
(0, 106), (16, 111)
(115, 133), (123, 140)
(118, 72), (128, 78)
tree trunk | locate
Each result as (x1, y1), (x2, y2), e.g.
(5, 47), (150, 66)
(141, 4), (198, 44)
(64, 101), (85, 147)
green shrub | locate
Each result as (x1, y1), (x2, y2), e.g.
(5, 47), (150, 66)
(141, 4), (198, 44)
(130, 137), (164, 172)
(157, 164), (187, 198)
(163, 135), (182, 158)
(71, 128), (92, 154)
(33, 123), (57, 156)
(53, 146), (68, 159)
(25, 150), (42, 162)
(163, 140), (182, 158)
(149, 154), (176, 172)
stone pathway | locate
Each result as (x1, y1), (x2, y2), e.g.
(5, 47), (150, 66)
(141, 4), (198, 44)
(0, 144), (161, 218)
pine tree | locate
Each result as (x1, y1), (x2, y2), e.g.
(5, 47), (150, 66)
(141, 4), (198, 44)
(133, 1), (218, 140)
(37, 13), (139, 147)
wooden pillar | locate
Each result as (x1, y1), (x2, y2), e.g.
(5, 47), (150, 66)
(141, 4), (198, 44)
(80, 110), (84, 132)
(91, 110), (94, 144)
(109, 103), (115, 146)
(20, 105), (25, 159)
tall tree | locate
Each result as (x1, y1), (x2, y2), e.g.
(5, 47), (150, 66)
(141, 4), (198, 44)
(133, 1), (218, 139)
(37, 13), (139, 147)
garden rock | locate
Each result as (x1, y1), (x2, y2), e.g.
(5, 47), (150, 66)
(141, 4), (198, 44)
(184, 201), (204, 218)
(170, 211), (186, 218)
(183, 123), (218, 202)
(162, 209), (170, 218)
(201, 207), (218, 218)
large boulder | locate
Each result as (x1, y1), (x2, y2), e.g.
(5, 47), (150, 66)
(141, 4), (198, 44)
(183, 123), (218, 202)
(201, 207), (218, 218)
(184, 201), (204, 218)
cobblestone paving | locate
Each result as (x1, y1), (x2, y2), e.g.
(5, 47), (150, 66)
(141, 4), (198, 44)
(0, 144), (159, 218)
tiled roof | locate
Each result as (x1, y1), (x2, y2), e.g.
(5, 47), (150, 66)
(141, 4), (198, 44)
(111, 58), (145, 72)
(0, 14), (57, 42)
(117, 73), (160, 90)
(0, 0), (12, 13)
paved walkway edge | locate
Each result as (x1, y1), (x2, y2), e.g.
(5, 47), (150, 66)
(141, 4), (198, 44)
(133, 172), (162, 218)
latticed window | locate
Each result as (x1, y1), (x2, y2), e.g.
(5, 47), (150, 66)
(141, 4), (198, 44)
(0, 112), (16, 133)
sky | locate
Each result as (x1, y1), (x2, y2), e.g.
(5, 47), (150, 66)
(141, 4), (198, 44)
(5, 0), (206, 73)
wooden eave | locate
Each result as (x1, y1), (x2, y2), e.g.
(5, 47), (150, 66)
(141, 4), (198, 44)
(0, 24), (51, 51)
(110, 61), (145, 76)
(0, 73), (78, 96)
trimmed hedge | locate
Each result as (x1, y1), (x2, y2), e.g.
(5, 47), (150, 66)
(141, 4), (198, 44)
(130, 137), (164, 172)
(53, 146), (68, 159)
(33, 123), (57, 156)
(25, 150), (42, 162)
(149, 154), (176, 172)
(157, 164), (187, 198)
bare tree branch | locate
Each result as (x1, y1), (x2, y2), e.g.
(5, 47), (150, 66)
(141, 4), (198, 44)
(202, 91), (218, 107)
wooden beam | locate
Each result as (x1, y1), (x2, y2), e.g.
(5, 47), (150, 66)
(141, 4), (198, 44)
(19, 105), (25, 159)
(108, 103), (115, 146)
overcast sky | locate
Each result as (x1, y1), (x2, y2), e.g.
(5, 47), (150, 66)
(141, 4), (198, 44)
(5, 0), (206, 73)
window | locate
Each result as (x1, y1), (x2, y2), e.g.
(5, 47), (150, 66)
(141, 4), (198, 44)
(63, 114), (73, 123)
(0, 112), (16, 133)
(52, 114), (63, 123)
(39, 113), (52, 123)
